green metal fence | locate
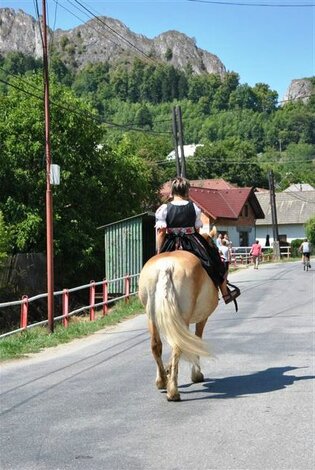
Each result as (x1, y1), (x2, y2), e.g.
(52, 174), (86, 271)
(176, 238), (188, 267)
(101, 212), (156, 294)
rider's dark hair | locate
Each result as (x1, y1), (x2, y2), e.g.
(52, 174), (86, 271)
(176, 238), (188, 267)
(171, 177), (190, 198)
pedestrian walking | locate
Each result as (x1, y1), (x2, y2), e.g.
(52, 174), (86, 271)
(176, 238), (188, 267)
(250, 240), (262, 269)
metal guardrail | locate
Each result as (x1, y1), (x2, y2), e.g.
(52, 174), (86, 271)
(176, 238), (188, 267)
(230, 246), (291, 266)
(0, 274), (139, 339)
(0, 247), (291, 338)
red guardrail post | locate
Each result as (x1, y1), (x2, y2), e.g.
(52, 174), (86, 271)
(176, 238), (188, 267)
(89, 280), (95, 321)
(62, 289), (69, 328)
(124, 274), (130, 303)
(20, 295), (28, 329)
(102, 279), (108, 316)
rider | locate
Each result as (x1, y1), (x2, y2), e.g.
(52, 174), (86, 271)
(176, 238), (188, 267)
(155, 177), (241, 310)
(299, 238), (311, 267)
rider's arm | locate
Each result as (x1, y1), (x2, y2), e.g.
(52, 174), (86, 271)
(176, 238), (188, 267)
(156, 228), (166, 254)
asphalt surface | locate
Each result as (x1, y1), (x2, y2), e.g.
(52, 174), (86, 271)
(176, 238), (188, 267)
(0, 260), (314, 470)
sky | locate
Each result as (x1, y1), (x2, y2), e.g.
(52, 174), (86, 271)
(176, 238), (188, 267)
(2, 1), (314, 99)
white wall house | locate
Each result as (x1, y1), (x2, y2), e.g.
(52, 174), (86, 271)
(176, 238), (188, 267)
(255, 190), (315, 246)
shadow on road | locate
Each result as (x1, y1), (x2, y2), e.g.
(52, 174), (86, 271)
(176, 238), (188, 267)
(179, 366), (315, 400)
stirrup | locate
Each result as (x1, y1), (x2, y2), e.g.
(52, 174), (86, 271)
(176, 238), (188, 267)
(223, 282), (241, 313)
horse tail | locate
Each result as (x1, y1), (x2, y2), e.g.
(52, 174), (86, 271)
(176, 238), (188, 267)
(153, 262), (210, 364)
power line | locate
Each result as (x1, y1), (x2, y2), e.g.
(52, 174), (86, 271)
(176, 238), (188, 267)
(154, 157), (315, 165)
(51, 0), (124, 51)
(50, 0), (158, 66)
(72, 0), (159, 65)
(0, 76), (171, 135)
(187, 0), (314, 7)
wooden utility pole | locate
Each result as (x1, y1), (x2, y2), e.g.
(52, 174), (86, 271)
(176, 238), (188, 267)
(269, 170), (280, 260)
(42, 0), (54, 332)
(172, 107), (181, 177)
(176, 105), (186, 178)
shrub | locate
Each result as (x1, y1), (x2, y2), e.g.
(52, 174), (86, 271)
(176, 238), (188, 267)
(290, 239), (304, 258)
(305, 216), (315, 247)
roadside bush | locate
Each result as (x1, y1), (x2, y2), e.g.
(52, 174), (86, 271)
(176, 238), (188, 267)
(305, 216), (315, 247)
(290, 239), (304, 258)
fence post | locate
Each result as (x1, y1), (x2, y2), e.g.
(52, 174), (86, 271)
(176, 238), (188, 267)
(62, 289), (69, 328)
(102, 279), (108, 316)
(89, 280), (95, 321)
(124, 274), (130, 303)
(20, 295), (28, 329)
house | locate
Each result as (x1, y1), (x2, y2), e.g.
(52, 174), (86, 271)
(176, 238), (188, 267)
(190, 187), (264, 247)
(166, 144), (203, 161)
(255, 190), (315, 245)
(160, 179), (265, 247)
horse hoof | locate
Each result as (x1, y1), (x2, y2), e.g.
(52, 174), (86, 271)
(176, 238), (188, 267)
(192, 372), (204, 383)
(167, 393), (181, 402)
(156, 379), (167, 390)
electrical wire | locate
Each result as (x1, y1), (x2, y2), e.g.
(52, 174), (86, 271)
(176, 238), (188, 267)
(0, 76), (171, 135)
(72, 0), (158, 65)
(187, 0), (314, 7)
(51, 0), (123, 51)
(154, 157), (315, 165)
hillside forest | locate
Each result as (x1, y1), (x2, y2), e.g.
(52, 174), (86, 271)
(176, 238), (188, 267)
(0, 51), (314, 290)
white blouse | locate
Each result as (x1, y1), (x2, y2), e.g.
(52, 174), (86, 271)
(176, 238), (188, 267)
(155, 200), (203, 229)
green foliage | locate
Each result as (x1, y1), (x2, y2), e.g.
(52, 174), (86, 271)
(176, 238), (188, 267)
(290, 239), (304, 258)
(305, 216), (315, 246)
(165, 48), (173, 61)
(187, 138), (267, 187)
(0, 52), (314, 294)
(135, 105), (153, 128)
(0, 211), (9, 263)
(0, 73), (158, 286)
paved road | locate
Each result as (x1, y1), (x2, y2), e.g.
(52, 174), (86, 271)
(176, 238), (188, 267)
(0, 261), (314, 470)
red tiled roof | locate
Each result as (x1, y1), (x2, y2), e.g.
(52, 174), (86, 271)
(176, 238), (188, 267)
(190, 179), (237, 190)
(189, 187), (254, 219)
(160, 178), (237, 199)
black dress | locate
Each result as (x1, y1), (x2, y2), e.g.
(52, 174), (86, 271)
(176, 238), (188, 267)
(159, 201), (225, 287)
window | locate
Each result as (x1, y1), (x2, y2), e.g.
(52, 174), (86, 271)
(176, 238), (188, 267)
(243, 204), (249, 217)
(239, 231), (249, 247)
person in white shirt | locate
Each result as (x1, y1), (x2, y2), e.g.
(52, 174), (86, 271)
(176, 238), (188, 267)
(299, 238), (311, 267)
(155, 177), (240, 309)
(219, 239), (231, 279)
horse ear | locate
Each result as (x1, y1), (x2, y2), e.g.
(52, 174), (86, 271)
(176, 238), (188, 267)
(209, 225), (217, 238)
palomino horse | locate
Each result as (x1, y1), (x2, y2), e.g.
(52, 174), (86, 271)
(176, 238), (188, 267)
(138, 250), (218, 401)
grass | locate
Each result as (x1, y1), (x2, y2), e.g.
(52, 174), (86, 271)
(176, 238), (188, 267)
(0, 297), (144, 362)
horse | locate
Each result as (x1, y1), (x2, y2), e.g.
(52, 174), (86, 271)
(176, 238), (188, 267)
(138, 249), (218, 401)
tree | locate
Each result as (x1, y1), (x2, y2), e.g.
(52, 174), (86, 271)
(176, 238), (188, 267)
(165, 48), (173, 61)
(135, 105), (153, 129)
(0, 74), (155, 286)
(188, 138), (266, 187)
(0, 211), (9, 264)
(305, 216), (315, 247)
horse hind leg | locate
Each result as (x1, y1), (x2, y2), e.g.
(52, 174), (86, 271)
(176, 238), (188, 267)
(167, 346), (181, 401)
(148, 321), (167, 390)
(191, 319), (208, 383)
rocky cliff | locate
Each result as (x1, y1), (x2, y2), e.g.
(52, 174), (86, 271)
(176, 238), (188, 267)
(0, 8), (226, 76)
(282, 78), (313, 104)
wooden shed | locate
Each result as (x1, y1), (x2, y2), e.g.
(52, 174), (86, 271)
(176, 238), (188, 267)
(99, 212), (156, 293)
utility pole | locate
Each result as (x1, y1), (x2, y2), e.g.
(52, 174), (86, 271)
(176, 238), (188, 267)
(175, 105), (186, 178)
(172, 107), (181, 177)
(42, 0), (54, 332)
(268, 170), (280, 260)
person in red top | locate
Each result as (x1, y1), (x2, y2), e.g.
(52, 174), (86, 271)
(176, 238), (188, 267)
(250, 240), (262, 269)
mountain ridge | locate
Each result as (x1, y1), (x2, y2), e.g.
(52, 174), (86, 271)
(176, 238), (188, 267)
(0, 8), (226, 76)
